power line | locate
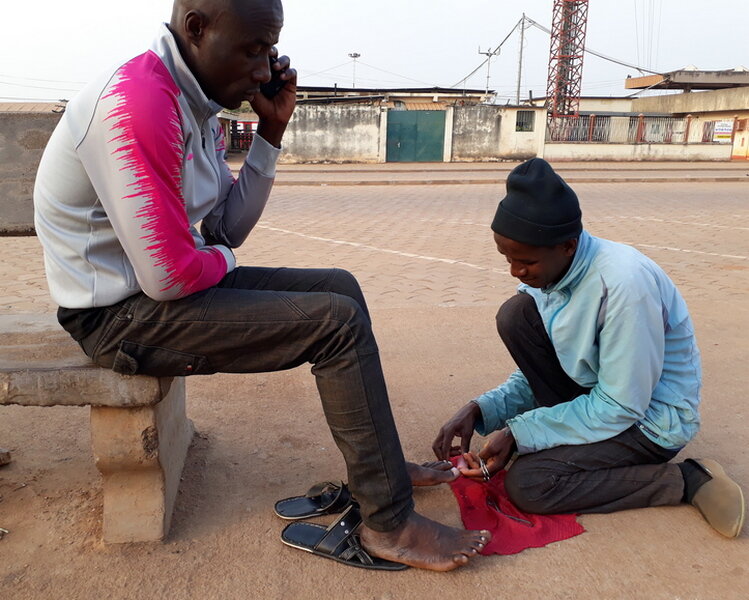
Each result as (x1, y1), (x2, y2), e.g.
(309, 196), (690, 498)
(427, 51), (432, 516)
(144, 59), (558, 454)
(633, 0), (641, 67)
(648, 0), (655, 68)
(0, 73), (87, 86)
(356, 61), (436, 87)
(0, 78), (81, 92)
(451, 17), (524, 89)
(300, 60), (355, 79)
(524, 16), (661, 75)
(301, 59), (437, 88)
(655, 0), (663, 71)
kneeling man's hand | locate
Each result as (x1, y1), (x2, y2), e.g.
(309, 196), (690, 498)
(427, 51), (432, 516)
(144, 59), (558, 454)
(458, 428), (517, 481)
(432, 401), (482, 460)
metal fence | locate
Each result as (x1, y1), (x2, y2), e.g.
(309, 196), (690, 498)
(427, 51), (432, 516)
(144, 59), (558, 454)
(230, 132), (254, 152)
(546, 115), (732, 144)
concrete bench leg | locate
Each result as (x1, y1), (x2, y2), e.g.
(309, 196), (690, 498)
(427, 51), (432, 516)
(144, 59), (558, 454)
(90, 377), (193, 543)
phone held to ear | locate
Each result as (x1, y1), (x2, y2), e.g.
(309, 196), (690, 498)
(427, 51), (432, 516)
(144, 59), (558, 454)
(260, 56), (287, 99)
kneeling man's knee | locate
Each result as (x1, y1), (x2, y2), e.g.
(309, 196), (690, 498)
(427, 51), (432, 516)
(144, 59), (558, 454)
(496, 293), (535, 338)
(504, 459), (558, 515)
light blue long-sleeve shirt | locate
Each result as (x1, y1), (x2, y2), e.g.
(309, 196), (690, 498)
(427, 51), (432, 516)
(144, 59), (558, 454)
(474, 231), (702, 454)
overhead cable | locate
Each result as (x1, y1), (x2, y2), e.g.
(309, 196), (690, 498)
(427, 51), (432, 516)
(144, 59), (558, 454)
(524, 16), (661, 75)
(300, 61), (355, 79)
(0, 73), (87, 85)
(450, 16), (524, 88)
(356, 61), (435, 87)
(0, 79), (81, 92)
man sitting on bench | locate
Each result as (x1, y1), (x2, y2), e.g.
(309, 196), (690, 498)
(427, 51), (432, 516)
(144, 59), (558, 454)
(33, 0), (489, 571)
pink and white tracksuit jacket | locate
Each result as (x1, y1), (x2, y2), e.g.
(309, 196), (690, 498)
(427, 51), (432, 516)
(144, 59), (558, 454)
(34, 24), (280, 309)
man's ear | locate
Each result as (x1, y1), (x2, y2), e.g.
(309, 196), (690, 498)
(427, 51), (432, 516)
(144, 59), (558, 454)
(561, 237), (578, 257)
(183, 10), (208, 46)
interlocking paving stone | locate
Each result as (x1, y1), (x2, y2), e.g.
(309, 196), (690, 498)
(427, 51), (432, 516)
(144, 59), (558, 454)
(0, 181), (746, 314)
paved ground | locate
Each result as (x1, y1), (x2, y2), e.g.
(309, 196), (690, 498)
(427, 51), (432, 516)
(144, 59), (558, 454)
(1, 164), (748, 599)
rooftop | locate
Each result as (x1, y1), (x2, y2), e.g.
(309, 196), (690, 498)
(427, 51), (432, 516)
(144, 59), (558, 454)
(625, 68), (749, 91)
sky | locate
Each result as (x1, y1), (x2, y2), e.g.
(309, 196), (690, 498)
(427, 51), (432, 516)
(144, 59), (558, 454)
(2, 0), (745, 103)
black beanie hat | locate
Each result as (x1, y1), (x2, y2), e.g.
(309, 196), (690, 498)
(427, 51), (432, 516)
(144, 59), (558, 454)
(491, 158), (582, 246)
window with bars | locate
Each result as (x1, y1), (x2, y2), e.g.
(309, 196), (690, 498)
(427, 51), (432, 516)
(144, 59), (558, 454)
(702, 121), (716, 143)
(516, 111), (535, 132)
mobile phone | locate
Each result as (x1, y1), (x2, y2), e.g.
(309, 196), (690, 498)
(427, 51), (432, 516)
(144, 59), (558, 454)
(260, 56), (286, 99)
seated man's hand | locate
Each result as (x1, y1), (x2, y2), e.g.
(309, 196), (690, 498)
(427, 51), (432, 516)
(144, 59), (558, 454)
(253, 48), (298, 147)
(432, 401), (481, 460)
(457, 427), (516, 481)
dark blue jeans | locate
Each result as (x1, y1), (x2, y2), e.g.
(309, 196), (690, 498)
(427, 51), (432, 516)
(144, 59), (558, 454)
(496, 293), (684, 514)
(61, 266), (413, 532)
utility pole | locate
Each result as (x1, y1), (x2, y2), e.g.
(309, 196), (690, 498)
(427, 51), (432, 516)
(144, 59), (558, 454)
(348, 52), (361, 88)
(516, 14), (526, 104)
(478, 46), (500, 96)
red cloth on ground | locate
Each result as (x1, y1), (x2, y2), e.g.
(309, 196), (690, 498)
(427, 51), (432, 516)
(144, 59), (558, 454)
(448, 460), (585, 555)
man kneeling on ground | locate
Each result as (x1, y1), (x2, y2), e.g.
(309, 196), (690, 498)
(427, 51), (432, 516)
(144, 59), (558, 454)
(434, 158), (745, 539)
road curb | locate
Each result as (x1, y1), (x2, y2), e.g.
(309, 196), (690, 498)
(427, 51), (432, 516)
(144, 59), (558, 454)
(270, 177), (747, 186)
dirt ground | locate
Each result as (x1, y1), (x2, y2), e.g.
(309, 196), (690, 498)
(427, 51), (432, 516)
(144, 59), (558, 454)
(1, 169), (748, 599)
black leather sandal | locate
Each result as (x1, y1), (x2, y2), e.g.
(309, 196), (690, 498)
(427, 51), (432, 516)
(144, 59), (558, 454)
(274, 480), (354, 521)
(280, 504), (408, 571)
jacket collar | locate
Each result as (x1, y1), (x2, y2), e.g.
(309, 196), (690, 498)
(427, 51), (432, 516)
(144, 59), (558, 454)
(539, 230), (599, 294)
(151, 23), (225, 119)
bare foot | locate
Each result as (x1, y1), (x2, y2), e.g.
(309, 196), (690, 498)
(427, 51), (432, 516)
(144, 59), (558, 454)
(360, 512), (491, 571)
(407, 460), (460, 486)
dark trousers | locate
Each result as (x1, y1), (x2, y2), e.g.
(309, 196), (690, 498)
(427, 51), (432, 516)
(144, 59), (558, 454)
(68, 266), (413, 532)
(497, 293), (685, 514)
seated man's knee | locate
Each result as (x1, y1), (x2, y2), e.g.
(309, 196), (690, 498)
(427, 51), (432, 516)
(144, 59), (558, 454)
(314, 293), (377, 363)
(329, 269), (369, 317)
(330, 268), (362, 299)
(504, 458), (558, 515)
(331, 292), (373, 338)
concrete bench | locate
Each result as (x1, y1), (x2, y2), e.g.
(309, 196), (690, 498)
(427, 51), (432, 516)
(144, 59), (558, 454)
(0, 314), (193, 543)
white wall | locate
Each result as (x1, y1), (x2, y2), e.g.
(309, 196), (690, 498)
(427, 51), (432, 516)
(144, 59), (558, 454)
(544, 142), (732, 161)
(578, 98), (634, 113)
(496, 107), (546, 160)
(450, 105), (502, 161)
(633, 87), (749, 115)
(0, 112), (62, 233)
(281, 104), (381, 163)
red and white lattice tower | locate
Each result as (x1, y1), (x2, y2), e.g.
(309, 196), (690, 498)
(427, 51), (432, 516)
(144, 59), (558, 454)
(546, 0), (589, 140)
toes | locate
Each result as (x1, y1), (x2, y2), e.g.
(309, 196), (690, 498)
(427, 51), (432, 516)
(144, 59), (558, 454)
(470, 539), (486, 552)
(438, 467), (460, 482)
(470, 536), (486, 547)
(420, 460), (453, 471)
(434, 466), (460, 482)
(459, 545), (481, 558)
(467, 531), (491, 542)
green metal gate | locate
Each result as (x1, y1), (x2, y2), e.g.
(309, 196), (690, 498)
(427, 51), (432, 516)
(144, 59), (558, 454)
(386, 110), (446, 162)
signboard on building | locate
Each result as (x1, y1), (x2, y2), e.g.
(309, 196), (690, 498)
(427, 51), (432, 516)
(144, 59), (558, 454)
(713, 120), (734, 143)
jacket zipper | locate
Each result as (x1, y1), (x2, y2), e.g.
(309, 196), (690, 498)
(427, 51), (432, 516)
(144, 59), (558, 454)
(546, 289), (570, 345)
(200, 112), (222, 199)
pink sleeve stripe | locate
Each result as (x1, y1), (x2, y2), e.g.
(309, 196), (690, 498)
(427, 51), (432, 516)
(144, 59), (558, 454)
(103, 51), (227, 297)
